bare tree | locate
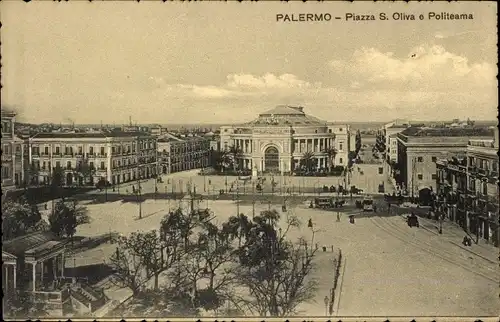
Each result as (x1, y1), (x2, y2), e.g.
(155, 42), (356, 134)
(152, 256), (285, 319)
(234, 210), (319, 317)
(109, 234), (150, 295)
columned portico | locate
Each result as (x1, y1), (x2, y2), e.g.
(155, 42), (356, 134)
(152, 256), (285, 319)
(220, 105), (336, 175)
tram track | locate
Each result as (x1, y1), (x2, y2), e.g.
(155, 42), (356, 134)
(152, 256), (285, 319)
(370, 216), (499, 284)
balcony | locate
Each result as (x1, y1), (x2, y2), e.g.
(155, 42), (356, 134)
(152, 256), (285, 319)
(477, 192), (489, 202)
(476, 168), (488, 177)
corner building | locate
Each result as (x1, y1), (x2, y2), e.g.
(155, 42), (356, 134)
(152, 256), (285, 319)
(220, 105), (347, 174)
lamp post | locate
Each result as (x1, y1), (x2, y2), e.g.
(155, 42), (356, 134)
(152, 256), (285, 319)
(136, 175), (142, 220)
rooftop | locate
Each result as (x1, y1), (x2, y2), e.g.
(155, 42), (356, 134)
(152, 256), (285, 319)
(30, 131), (152, 139)
(2, 251), (17, 261)
(401, 127), (494, 137)
(3, 231), (61, 257)
(244, 105), (327, 126)
(259, 105), (306, 116)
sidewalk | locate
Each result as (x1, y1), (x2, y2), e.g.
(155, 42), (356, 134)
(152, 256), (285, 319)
(417, 216), (498, 264)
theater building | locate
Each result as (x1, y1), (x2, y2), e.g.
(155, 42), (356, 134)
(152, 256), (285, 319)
(220, 105), (348, 174)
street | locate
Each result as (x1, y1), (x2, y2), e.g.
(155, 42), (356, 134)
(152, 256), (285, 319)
(36, 169), (498, 317)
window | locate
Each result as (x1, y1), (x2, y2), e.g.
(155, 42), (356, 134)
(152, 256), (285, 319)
(339, 128), (343, 131)
(78, 146), (83, 154)
(431, 156), (437, 162)
(378, 167), (383, 174)
(101, 147), (105, 155)
(417, 174), (423, 180)
(90, 147), (94, 155)
(90, 162), (94, 169)
(339, 158), (343, 164)
(417, 157), (423, 162)
(42, 161), (46, 170)
(100, 162), (105, 170)
(431, 174), (437, 180)
(329, 129), (332, 133)
(44, 147), (49, 155)
(67, 161), (72, 169)
(339, 142), (343, 151)
(55, 147), (60, 154)
(56, 161), (61, 168)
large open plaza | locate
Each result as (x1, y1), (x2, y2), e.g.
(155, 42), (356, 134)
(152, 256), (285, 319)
(44, 169), (498, 317)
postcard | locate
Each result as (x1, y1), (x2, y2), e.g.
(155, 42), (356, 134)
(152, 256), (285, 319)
(1, 1), (498, 321)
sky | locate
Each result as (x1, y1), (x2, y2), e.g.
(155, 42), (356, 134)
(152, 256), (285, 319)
(1, 1), (497, 125)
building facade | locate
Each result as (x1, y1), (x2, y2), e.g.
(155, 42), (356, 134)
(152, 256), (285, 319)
(219, 105), (348, 174)
(157, 134), (211, 174)
(396, 127), (493, 195)
(28, 132), (157, 186)
(1, 111), (26, 190)
(436, 129), (499, 246)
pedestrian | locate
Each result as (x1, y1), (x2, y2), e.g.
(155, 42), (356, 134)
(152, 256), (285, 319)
(308, 218), (313, 229)
(336, 212), (341, 222)
(373, 204), (377, 213)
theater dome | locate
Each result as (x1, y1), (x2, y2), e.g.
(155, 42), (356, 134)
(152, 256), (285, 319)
(245, 105), (327, 126)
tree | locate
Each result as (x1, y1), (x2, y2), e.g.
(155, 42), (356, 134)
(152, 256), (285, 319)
(233, 210), (319, 317)
(300, 151), (316, 172)
(355, 130), (362, 155)
(222, 213), (253, 247)
(50, 165), (64, 191)
(2, 197), (44, 241)
(27, 162), (39, 186)
(109, 235), (150, 296)
(75, 157), (96, 186)
(48, 200), (90, 239)
(228, 145), (243, 171)
(4, 291), (49, 318)
(324, 147), (338, 172)
(213, 150), (233, 172)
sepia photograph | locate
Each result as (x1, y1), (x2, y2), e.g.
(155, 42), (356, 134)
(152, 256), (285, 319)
(1, 1), (498, 320)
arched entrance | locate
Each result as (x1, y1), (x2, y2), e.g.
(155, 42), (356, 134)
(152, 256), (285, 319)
(264, 146), (280, 172)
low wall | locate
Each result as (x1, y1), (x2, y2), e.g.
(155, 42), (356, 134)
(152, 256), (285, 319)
(328, 249), (343, 315)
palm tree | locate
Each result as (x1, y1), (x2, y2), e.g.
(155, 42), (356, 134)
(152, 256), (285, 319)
(300, 151), (316, 172)
(324, 147), (338, 173)
(228, 145), (243, 171)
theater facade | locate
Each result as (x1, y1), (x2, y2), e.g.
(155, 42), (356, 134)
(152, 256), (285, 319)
(220, 105), (350, 174)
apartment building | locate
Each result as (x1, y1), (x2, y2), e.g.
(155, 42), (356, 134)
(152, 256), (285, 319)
(28, 131), (157, 186)
(396, 126), (493, 196)
(1, 111), (27, 190)
(328, 124), (351, 168)
(436, 128), (499, 246)
(157, 133), (211, 174)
